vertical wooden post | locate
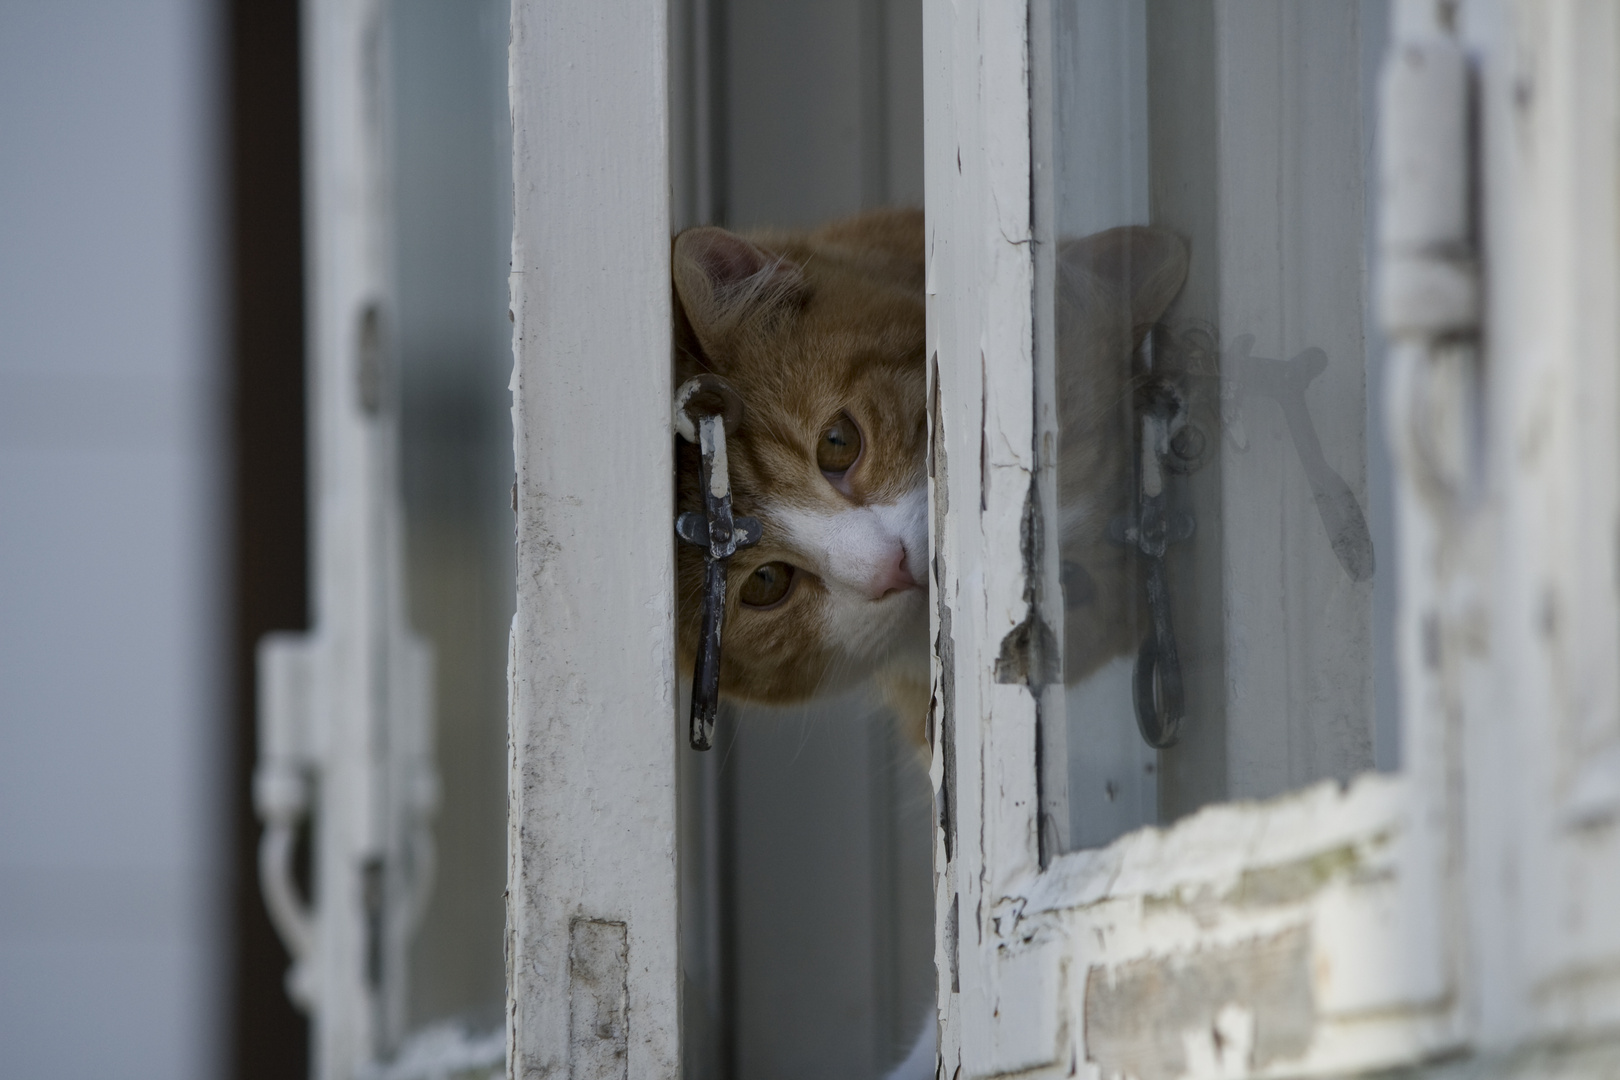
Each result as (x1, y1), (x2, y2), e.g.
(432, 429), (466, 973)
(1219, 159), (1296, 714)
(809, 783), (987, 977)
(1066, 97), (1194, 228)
(507, 1), (679, 1077)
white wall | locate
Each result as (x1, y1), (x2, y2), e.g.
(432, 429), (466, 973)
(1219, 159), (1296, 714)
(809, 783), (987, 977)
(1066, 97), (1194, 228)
(0, 2), (227, 1077)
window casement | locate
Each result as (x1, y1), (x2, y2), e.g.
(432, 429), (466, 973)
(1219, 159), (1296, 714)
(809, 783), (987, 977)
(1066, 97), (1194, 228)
(923, 0), (1450, 1071)
(506, 1), (682, 1077)
(922, 0), (1620, 1075)
(274, 0), (1620, 1077)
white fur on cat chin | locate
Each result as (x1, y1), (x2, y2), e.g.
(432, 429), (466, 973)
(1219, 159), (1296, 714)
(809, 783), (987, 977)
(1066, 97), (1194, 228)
(885, 1017), (938, 1080)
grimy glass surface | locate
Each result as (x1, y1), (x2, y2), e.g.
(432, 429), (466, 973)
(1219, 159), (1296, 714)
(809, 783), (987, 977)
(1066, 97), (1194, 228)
(391, 0), (513, 1037)
(1035, 0), (1396, 855)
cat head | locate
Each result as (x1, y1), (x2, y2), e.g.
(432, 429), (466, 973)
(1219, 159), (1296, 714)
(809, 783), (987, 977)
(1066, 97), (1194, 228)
(671, 210), (929, 705)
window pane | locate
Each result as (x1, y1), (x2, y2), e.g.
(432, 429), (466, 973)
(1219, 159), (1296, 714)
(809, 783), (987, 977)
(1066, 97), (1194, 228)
(1035, 0), (1396, 854)
(392, 0), (512, 1038)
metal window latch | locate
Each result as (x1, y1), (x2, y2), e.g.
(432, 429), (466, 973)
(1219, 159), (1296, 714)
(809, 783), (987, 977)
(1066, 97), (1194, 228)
(1112, 394), (1195, 749)
(674, 375), (761, 751)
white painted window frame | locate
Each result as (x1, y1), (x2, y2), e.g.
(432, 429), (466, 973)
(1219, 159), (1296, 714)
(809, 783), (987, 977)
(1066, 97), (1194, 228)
(498, 0), (1620, 1075)
(271, 0), (1620, 1076)
(1457, 0), (1620, 1047)
(925, 0), (1620, 1077)
(506, 2), (681, 1079)
(257, 0), (679, 1076)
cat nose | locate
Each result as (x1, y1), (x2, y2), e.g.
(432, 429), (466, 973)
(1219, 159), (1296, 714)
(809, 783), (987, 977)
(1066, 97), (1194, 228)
(869, 547), (922, 600)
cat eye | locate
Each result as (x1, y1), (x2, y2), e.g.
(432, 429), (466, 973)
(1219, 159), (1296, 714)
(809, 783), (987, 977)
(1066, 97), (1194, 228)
(738, 561), (796, 608)
(817, 412), (863, 476)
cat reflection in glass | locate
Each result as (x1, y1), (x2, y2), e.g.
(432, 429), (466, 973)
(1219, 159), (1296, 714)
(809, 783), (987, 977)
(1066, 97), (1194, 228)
(672, 207), (1189, 741)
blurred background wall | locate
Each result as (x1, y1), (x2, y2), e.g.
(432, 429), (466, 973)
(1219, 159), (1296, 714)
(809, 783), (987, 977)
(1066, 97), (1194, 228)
(0, 2), (316, 1077)
(0, 1), (233, 1077)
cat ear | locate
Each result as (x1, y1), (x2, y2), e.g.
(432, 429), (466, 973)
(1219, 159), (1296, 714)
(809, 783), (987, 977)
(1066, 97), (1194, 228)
(1058, 226), (1188, 347)
(673, 226), (807, 351)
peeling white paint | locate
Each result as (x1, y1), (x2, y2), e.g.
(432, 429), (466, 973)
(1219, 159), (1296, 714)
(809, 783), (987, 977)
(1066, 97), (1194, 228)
(924, 0), (1620, 1077)
(699, 415), (726, 501)
(486, 1), (1620, 1076)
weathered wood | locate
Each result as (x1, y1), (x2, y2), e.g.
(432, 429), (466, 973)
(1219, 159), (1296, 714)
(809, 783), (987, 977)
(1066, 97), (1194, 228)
(507, 1), (679, 1077)
(926, 0), (1048, 1070)
(1460, 0), (1620, 1044)
(925, 1), (1482, 1076)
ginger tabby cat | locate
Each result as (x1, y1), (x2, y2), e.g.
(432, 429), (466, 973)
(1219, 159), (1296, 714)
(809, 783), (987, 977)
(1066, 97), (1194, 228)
(671, 208), (1187, 742)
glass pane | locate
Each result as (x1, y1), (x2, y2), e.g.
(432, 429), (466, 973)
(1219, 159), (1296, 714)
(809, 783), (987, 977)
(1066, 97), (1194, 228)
(1035, 0), (1397, 855)
(390, 0), (512, 1044)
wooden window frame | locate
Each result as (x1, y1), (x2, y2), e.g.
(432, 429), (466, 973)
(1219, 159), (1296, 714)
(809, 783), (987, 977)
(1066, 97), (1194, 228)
(506, 1), (681, 1078)
(496, 0), (1620, 1076)
(922, 0), (1620, 1076)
